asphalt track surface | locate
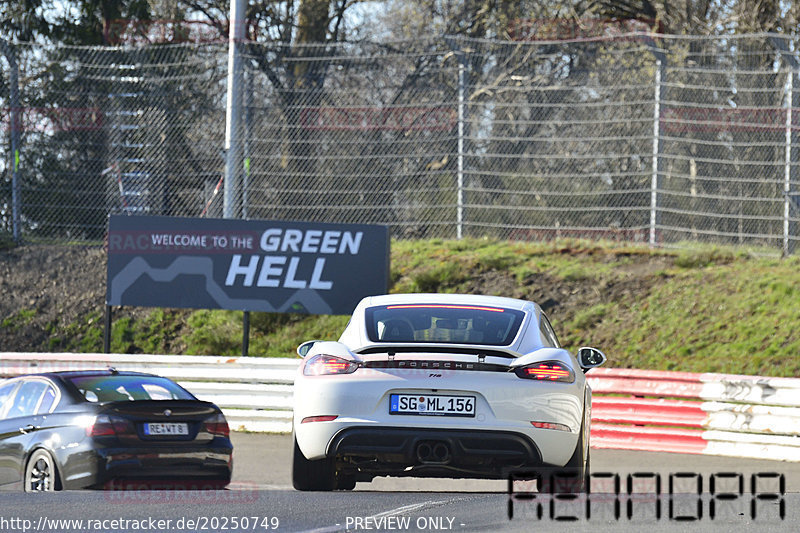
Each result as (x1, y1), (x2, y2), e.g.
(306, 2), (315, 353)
(5, 433), (800, 533)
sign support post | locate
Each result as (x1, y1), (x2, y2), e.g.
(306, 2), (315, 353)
(242, 311), (250, 357)
(104, 305), (112, 353)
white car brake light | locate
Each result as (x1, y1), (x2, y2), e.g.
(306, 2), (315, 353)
(303, 354), (359, 376)
(531, 421), (572, 432)
(514, 361), (575, 383)
(301, 415), (339, 424)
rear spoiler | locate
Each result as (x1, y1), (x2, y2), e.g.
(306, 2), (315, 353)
(354, 345), (519, 359)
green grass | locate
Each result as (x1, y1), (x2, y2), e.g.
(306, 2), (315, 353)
(592, 260), (800, 376)
(2, 309), (36, 330)
(179, 310), (351, 357)
(570, 304), (611, 330)
(91, 238), (800, 377)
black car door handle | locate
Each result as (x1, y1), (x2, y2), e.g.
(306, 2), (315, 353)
(19, 424), (37, 434)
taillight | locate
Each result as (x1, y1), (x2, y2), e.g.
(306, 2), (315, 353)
(531, 421), (572, 432)
(514, 361), (575, 383)
(86, 415), (133, 437)
(303, 354), (359, 376)
(204, 413), (230, 438)
(301, 415), (339, 424)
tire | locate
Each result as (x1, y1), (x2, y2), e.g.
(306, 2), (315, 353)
(335, 473), (356, 491)
(24, 449), (58, 492)
(292, 436), (336, 491)
(539, 408), (589, 494)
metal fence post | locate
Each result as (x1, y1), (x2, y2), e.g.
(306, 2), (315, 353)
(243, 67), (252, 220)
(644, 37), (666, 249)
(650, 60), (662, 248)
(457, 56), (466, 240)
(792, 73), (799, 256)
(771, 36), (799, 256)
(1, 39), (21, 242)
(785, 70), (793, 256)
(445, 36), (468, 240)
(224, 0), (247, 219)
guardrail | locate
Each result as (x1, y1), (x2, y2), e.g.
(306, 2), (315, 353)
(1, 353), (799, 461)
(0, 352), (298, 433)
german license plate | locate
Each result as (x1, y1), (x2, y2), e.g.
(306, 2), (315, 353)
(144, 422), (189, 435)
(390, 394), (476, 417)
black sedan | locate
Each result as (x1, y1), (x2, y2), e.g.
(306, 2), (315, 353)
(0, 369), (233, 491)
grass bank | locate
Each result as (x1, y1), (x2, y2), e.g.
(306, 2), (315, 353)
(82, 239), (800, 377)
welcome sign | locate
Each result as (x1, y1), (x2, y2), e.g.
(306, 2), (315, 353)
(107, 215), (390, 315)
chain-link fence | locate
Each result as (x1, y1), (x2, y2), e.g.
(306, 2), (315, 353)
(2, 33), (799, 253)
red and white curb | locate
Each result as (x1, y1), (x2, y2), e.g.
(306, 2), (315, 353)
(588, 368), (800, 461)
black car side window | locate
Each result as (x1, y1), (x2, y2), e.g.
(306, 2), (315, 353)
(7, 381), (47, 419)
(0, 382), (20, 419)
(37, 386), (58, 414)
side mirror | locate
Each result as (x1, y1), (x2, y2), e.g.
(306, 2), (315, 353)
(297, 340), (321, 358)
(577, 347), (607, 371)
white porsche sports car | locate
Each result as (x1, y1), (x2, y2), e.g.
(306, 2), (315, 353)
(292, 293), (606, 492)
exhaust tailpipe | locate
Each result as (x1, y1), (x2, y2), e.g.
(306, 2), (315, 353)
(416, 442), (432, 462)
(433, 442), (451, 462)
(415, 441), (451, 464)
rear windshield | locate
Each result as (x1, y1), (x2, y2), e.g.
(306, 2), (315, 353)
(365, 304), (525, 346)
(67, 375), (194, 403)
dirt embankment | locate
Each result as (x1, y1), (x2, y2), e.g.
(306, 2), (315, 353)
(0, 244), (672, 354)
(0, 246), (108, 351)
